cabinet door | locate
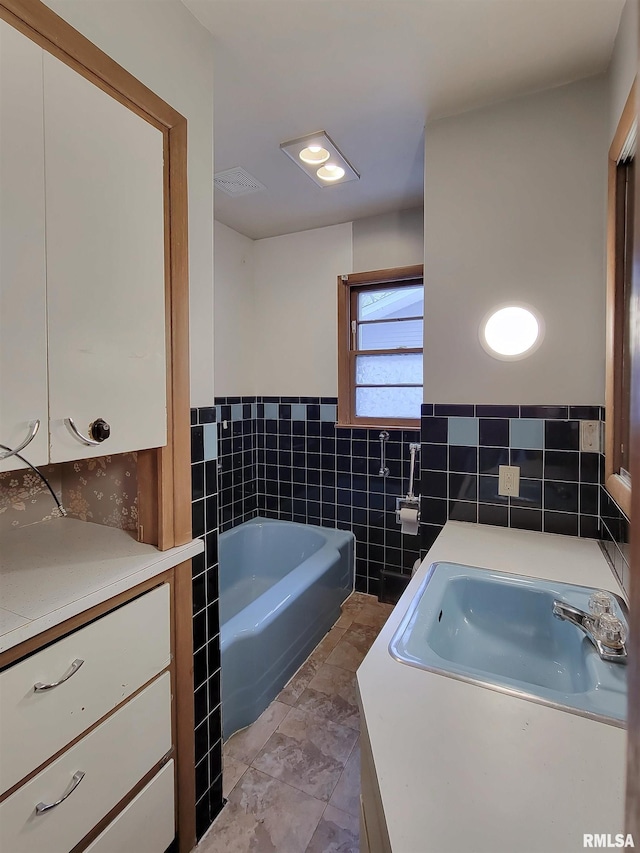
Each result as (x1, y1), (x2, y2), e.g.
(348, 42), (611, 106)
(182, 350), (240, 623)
(0, 21), (49, 472)
(44, 54), (167, 463)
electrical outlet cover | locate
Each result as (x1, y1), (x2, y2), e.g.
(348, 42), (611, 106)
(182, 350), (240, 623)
(498, 465), (520, 497)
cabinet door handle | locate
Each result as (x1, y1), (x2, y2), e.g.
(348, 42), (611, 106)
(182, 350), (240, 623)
(64, 417), (101, 446)
(35, 771), (85, 815)
(34, 658), (84, 692)
(0, 420), (40, 460)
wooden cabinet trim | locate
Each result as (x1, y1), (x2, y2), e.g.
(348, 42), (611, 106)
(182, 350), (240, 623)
(0, 10), (194, 844)
(0, 0), (191, 552)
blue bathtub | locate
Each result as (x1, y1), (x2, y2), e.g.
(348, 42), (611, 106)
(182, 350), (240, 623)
(219, 517), (354, 740)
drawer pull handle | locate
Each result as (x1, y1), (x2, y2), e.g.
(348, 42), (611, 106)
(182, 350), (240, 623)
(34, 659), (84, 692)
(35, 771), (85, 815)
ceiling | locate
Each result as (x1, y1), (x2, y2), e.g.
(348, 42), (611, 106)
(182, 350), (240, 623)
(183, 0), (625, 240)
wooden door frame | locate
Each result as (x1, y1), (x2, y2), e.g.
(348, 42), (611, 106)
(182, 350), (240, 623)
(606, 82), (636, 519)
(628, 49), (640, 836)
(0, 1), (195, 848)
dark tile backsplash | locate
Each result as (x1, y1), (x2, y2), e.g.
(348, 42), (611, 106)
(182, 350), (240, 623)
(190, 406), (224, 840)
(214, 396), (422, 598)
(600, 486), (630, 591)
(419, 402), (630, 593)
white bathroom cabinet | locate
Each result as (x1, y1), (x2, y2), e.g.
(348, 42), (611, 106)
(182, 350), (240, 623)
(0, 18), (166, 472)
(0, 581), (177, 853)
(0, 21), (49, 470)
(359, 713), (392, 853)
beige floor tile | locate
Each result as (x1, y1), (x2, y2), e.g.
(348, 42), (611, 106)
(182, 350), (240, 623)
(328, 740), (360, 818)
(278, 655), (325, 706)
(252, 706), (358, 801)
(352, 601), (395, 630)
(295, 664), (359, 730)
(222, 754), (248, 798)
(334, 611), (354, 629)
(306, 804), (359, 853)
(224, 701), (291, 765)
(197, 767), (324, 853)
(341, 591), (374, 614)
(324, 623), (379, 672)
(311, 626), (348, 660)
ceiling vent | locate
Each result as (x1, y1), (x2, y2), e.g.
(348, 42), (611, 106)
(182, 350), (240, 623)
(214, 167), (266, 197)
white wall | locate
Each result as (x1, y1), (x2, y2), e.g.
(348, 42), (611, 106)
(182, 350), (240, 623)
(423, 76), (608, 405)
(352, 208), (423, 271)
(214, 210), (426, 397)
(214, 222), (255, 397)
(45, 0), (215, 407)
(608, 0), (637, 142)
(251, 223), (352, 396)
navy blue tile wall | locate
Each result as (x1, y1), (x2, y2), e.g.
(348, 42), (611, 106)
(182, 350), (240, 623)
(190, 406), (223, 840)
(420, 402), (631, 594)
(214, 396), (422, 597)
(419, 403), (606, 550)
(600, 487), (630, 591)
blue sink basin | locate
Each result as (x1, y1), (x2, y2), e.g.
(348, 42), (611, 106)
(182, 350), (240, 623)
(389, 562), (627, 726)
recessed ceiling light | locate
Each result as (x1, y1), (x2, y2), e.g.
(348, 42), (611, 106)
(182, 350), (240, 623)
(479, 304), (544, 360)
(280, 131), (359, 187)
(317, 163), (345, 181)
(299, 146), (330, 165)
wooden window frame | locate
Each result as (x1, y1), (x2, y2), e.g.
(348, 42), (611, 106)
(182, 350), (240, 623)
(337, 265), (424, 429)
(605, 81), (636, 519)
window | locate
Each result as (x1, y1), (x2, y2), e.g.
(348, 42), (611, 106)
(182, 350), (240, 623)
(337, 265), (424, 427)
(605, 82), (635, 518)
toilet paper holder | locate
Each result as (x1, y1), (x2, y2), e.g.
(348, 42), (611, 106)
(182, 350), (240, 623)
(396, 496), (420, 526)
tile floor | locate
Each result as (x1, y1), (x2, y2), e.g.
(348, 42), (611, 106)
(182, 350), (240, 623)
(196, 592), (394, 853)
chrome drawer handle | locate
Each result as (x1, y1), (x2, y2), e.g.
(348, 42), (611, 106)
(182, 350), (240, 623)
(0, 420), (40, 460)
(35, 771), (85, 815)
(34, 659), (84, 692)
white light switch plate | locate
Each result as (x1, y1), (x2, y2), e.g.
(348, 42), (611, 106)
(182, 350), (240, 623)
(498, 465), (520, 497)
(580, 421), (600, 453)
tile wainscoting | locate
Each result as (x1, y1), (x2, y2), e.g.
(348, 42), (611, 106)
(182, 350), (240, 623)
(600, 487), (630, 592)
(214, 396), (423, 597)
(419, 403), (630, 593)
(191, 406), (224, 839)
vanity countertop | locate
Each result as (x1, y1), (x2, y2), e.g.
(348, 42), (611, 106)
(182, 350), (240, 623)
(357, 521), (627, 853)
(0, 516), (203, 654)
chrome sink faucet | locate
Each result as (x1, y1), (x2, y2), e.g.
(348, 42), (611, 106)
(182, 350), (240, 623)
(552, 591), (628, 664)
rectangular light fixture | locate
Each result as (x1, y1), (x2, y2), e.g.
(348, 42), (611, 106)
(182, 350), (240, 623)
(280, 131), (360, 187)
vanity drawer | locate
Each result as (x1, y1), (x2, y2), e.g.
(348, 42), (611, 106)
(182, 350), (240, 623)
(0, 584), (170, 794)
(84, 760), (175, 853)
(0, 671), (171, 853)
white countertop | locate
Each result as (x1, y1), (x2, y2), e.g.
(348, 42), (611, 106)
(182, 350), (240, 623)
(357, 522), (627, 853)
(0, 517), (203, 653)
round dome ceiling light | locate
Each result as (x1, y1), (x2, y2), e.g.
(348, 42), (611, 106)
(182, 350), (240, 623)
(480, 304), (544, 360)
(299, 145), (330, 165)
(317, 163), (346, 182)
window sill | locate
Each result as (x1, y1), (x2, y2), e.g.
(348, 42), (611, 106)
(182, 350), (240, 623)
(335, 420), (420, 431)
